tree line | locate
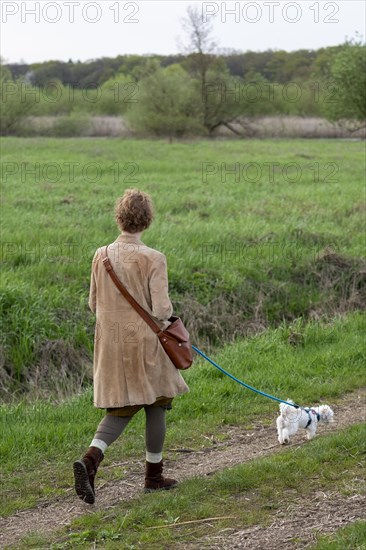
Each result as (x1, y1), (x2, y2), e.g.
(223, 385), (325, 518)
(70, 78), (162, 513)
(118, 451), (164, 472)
(5, 47), (341, 89)
(1, 6), (364, 137)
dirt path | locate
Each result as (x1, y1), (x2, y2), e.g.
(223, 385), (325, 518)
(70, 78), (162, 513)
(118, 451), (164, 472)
(1, 389), (365, 549)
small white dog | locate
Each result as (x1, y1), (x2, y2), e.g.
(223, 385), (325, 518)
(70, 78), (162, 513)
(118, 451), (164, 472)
(276, 400), (334, 444)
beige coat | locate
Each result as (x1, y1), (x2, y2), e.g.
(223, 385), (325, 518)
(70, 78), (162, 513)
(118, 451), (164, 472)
(89, 233), (189, 408)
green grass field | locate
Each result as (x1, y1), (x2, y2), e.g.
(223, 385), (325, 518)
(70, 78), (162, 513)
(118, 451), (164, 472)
(1, 137), (365, 547)
(1, 137), (365, 395)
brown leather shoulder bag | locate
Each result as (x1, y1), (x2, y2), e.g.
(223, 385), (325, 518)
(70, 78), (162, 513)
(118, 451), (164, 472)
(100, 246), (193, 370)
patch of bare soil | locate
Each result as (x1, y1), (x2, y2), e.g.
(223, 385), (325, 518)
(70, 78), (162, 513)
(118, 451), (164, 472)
(1, 389), (365, 549)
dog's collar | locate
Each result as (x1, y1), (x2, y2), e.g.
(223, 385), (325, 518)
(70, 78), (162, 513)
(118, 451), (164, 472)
(304, 408), (320, 428)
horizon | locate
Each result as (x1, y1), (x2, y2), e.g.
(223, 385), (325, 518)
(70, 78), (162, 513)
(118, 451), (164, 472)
(4, 40), (350, 66)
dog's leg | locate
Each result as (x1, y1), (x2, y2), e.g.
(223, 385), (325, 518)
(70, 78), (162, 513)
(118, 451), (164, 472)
(276, 416), (286, 444)
(281, 427), (290, 444)
(306, 426), (316, 440)
(277, 416), (290, 444)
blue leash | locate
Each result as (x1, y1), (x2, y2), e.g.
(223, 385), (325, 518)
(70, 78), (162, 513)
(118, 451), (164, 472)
(192, 345), (300, 409)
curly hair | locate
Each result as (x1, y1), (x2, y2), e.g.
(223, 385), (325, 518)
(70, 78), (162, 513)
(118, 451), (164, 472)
(115, 189), (154, 233)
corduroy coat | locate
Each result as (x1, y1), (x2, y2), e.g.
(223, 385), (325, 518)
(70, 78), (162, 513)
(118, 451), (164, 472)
(89, 233), (189, 408)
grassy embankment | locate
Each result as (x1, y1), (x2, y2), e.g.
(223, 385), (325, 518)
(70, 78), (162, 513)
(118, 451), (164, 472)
(1, 312), (365, 518)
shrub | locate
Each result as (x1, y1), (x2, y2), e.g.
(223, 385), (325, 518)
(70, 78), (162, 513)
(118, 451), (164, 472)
(50, 113), (92, 137)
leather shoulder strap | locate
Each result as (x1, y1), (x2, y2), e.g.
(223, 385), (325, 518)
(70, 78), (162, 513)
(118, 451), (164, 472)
(100, 245), (162, 335)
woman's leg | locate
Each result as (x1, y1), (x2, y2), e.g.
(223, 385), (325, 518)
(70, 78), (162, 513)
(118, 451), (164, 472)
(74, 415), (132, 504)
(145, 405), (166, 462)
(144, 405), (177, 491)
(91, 415), (133, 453)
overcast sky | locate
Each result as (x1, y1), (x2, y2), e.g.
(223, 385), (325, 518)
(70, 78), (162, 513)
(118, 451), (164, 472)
(1, 1), (364, 64)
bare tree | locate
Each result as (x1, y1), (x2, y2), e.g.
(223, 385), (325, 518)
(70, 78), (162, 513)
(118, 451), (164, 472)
(180, 5), (245, 136)
(181, 5), (217, 130)
(181, 5), (217, 56)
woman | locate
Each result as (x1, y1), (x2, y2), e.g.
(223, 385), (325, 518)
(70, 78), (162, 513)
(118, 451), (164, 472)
(73, 189), (189, 504)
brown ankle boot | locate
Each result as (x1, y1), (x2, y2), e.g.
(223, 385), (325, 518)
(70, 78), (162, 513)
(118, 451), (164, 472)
(73, 446), (104, 504)
(144, 460), (178, 493)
